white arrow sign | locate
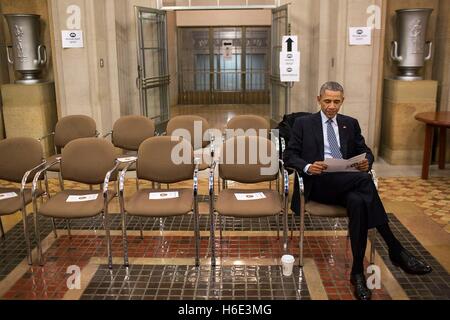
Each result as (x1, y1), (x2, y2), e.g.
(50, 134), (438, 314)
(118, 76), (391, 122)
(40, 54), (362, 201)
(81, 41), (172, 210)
(280, 35), (300, 82)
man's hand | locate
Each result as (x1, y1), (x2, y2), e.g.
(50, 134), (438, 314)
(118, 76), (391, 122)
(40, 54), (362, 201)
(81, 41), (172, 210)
(355, 159), (369, 172)
(307, 161), (328, 175)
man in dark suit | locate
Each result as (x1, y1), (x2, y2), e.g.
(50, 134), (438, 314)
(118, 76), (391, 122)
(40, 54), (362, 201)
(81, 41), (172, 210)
(284, 81), (432, 300)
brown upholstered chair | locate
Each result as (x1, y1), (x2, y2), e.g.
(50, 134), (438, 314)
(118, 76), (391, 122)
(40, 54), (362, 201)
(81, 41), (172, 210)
(118, 136), (201, 267)
(39, 115), (98, 190)
(209, 135), (289, 266)
(166, 115), (214, 171)
(31, 138), (119, 268)
(0, 137), (48, 265)
(104, 115), (156, 188)
(226, 115), (270, 138)
(291, 168), (377, 268)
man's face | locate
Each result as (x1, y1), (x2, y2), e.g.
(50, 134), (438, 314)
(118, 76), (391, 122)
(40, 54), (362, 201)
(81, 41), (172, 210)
(317, 90), (345, 119)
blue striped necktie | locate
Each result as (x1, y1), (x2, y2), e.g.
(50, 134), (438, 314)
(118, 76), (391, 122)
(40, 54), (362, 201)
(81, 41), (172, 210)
(327, 119), (343, 159)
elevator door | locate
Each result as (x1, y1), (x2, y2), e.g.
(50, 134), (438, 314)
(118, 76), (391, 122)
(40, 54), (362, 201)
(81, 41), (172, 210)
(135, 6), (169, 124)
(178, 27), (270, 105)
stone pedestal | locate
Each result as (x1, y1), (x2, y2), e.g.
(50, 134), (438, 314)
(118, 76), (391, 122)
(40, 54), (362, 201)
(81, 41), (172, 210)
(1, 82), (57, 157)
(380, 79), (438, 165)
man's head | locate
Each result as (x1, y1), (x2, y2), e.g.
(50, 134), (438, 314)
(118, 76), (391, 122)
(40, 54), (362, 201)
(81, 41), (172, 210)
(317, 81), (345, 119)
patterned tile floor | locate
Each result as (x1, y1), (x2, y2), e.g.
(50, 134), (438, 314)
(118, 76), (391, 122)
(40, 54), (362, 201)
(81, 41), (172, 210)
(378, 177), (450, 234)
(0, 177), (449, 300)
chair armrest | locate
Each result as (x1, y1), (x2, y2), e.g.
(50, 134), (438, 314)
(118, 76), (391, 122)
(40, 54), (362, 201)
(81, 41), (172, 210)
(103, 131), (112, 139)
(21, 161), (47, 192)
(208, 161), (216, 196)
(209, 134), (216, 158)
(118, 159), (137, 193)
(278, 159), (289, 196)
(103, 161), (120, 196)
(285, 166), (304, 195)
(193, 158), (200, 196)
(38, 132), (55, 142)
(31, 158), (61, 199)
(369, 169), (378, 190)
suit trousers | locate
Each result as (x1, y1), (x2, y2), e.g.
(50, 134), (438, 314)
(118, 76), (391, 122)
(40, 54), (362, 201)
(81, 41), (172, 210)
(308, 172), (389, 270)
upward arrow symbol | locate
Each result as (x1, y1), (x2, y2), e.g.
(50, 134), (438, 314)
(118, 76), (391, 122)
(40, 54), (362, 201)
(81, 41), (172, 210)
(286, 37), (294, 52)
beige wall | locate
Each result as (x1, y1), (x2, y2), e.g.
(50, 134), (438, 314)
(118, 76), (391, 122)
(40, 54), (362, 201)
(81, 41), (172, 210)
(433, 0), (450, 112)
(176, 9), (272, 26)
(282, 0), (385, 153)
(433, 0), (450, 160)
(48, 0), (138, 134)
(0, 5), (8, 139)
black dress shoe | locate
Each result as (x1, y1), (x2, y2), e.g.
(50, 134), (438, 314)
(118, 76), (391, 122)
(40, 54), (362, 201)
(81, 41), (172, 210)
(350, 273), (372, 301)
(389, 249), (432, 275)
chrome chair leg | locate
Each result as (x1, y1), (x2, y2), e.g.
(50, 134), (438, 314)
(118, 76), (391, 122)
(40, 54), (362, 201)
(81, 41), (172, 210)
(58, 171), (64, 191)
(209, 175), (216, 268)
(33, 210), (43, 266)
(219, 215), (223, 242)
(66, 219), (72, 238)
(209, 210), (216, 267)
(44, 171), (51, 200)
(139, 217), (144, 240)
(122, 213), (129, 268)
(276, 214), (280, 240)
(299, 208), (306, 268)
(50, 218), (58, 238)
(290, 212), (295, 240)
(119, 188), (129, 268)
(193, 196), (200, 267)
(20, 208), (32, 265)
(283, 211), (289, 254)
(0, 217), (5, 240)
(103, 206), (113, 270)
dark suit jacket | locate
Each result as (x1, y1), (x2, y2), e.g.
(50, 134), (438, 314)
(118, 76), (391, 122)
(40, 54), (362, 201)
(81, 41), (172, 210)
(283, 112), (374, 214)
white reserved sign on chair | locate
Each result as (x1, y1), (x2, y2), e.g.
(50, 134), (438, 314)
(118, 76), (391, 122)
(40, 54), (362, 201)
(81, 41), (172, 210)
(234, 192), (266, 201)
(0, 192), (18, 200)
(66, 194), (99, 202)
(149, 192), (179, 200)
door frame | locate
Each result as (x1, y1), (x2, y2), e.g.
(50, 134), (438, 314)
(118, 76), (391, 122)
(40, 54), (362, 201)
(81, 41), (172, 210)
(135, 6), (170, 124)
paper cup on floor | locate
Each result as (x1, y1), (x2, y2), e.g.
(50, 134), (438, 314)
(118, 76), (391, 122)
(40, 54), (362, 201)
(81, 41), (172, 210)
(281, 254), (295, 276)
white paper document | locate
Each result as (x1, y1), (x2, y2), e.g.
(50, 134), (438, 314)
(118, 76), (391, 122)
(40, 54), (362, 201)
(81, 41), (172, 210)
(323, 153), (367, 173)
(66, 194), (99, 202)
(149, 192), (179, 200)
(0, 192), (18, 201)
(117, 156), (137, 163)
(234, 192), (266, 201)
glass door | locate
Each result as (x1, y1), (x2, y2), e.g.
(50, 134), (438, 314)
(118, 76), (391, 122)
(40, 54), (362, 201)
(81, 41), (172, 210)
(135, 6), (169, 124)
